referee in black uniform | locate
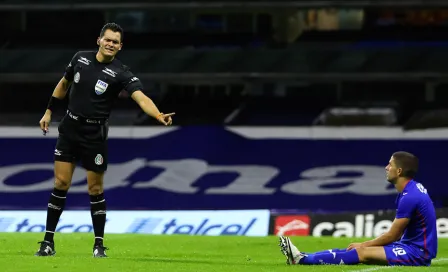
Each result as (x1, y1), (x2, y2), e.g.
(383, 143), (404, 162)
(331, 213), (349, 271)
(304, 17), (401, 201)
(35, 23), (174, 258)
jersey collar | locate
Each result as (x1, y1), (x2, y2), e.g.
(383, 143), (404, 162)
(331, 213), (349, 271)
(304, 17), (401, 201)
(402, 179), (414, 194)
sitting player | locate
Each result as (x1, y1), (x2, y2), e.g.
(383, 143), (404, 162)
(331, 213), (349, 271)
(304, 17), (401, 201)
(279, 151), (438, 266)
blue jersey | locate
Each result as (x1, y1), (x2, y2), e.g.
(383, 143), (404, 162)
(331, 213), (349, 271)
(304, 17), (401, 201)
(395, 180), (438, 259)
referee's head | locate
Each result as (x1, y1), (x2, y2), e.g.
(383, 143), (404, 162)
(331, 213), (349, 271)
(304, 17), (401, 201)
(97, 22), (124, 58)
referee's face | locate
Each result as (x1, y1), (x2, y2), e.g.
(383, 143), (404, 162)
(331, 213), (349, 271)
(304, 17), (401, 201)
(98, 29), (122, 58)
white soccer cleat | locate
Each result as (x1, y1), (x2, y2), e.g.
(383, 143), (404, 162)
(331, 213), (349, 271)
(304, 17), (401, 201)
(278, 236), (305, 265)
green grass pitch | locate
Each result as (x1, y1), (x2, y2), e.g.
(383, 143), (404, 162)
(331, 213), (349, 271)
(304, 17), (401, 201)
(0, 233), (446, 272)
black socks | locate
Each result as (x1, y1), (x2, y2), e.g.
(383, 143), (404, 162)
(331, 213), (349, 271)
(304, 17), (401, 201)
(90, 193), (107, 245)
(44, 188), (68, 242)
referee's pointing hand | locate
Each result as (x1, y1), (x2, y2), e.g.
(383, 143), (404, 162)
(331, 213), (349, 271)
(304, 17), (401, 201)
(157, 112), (175, 126)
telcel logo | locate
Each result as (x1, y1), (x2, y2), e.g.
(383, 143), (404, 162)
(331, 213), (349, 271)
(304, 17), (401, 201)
(130, 218), (257, 235)
(14, 219), (94, 233)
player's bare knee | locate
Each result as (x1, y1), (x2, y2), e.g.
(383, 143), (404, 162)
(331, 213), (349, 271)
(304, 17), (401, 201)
(88, 182), (103, 195)
(87, 171), (104, 195)
(53, 161), (75, 190)
(54, 175), (71, 190)
(355, 248), (366, 262)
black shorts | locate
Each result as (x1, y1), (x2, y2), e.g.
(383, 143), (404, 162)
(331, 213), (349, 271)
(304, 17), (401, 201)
(54, 114), (109, 172)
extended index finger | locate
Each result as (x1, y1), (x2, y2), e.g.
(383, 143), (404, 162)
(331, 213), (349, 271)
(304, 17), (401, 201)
(163, 112), (176, 117)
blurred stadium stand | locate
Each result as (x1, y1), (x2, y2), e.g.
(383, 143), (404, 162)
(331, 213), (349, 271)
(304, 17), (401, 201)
(2, 0), (448, 127)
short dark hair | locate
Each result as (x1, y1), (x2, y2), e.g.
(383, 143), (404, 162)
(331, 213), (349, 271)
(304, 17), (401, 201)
(100, 23), (124, 42)
(392, 151), (419, 179)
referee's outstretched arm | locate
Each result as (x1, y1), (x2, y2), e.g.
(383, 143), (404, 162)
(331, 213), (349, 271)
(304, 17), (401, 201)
(131, 90), (175, 126)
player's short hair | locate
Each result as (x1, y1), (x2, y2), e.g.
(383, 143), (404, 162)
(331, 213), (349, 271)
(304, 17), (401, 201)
(100, 22), (124, 42)
(392, 151), (419, 178)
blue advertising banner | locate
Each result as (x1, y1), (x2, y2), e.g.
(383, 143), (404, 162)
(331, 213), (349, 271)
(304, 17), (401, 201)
(0, 127), (447, 212)
(0, 210), (270, 236)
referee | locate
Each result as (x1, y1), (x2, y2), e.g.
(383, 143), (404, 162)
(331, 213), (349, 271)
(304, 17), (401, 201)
(35, 23), (174, 258)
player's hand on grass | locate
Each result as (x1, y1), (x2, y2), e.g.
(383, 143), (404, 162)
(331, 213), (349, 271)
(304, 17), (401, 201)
(157, 112), (175, 126)
(39, 112), (52, 135)
(347, 242), (363, 251)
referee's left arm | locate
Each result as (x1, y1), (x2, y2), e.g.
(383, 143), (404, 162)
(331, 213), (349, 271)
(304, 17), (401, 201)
(131, 91), (174, 126)
(122, 71), (174, 125)
(131, 90), (162, 119)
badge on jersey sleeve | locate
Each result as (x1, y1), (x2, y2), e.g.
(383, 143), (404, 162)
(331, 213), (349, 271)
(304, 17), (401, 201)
(95, 80), (109, 95)
(74, 72), (80, 83)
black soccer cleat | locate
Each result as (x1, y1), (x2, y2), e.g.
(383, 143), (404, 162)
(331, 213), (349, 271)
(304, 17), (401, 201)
(34, 241), (56, 256)
(93, 244), (108, 258)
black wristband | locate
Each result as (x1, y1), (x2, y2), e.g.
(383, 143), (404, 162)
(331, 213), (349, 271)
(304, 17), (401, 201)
(47, 96), (63, 112)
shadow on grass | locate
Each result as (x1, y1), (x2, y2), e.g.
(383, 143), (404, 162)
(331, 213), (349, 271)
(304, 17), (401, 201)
(112, 256), (284, 266)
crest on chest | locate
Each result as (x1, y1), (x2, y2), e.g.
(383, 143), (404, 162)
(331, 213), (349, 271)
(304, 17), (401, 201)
(95, 80), (109, 95)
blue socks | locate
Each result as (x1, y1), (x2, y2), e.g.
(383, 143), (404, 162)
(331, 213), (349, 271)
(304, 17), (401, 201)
(304, 248), (347, 255)
(300, 248), (360, 265)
